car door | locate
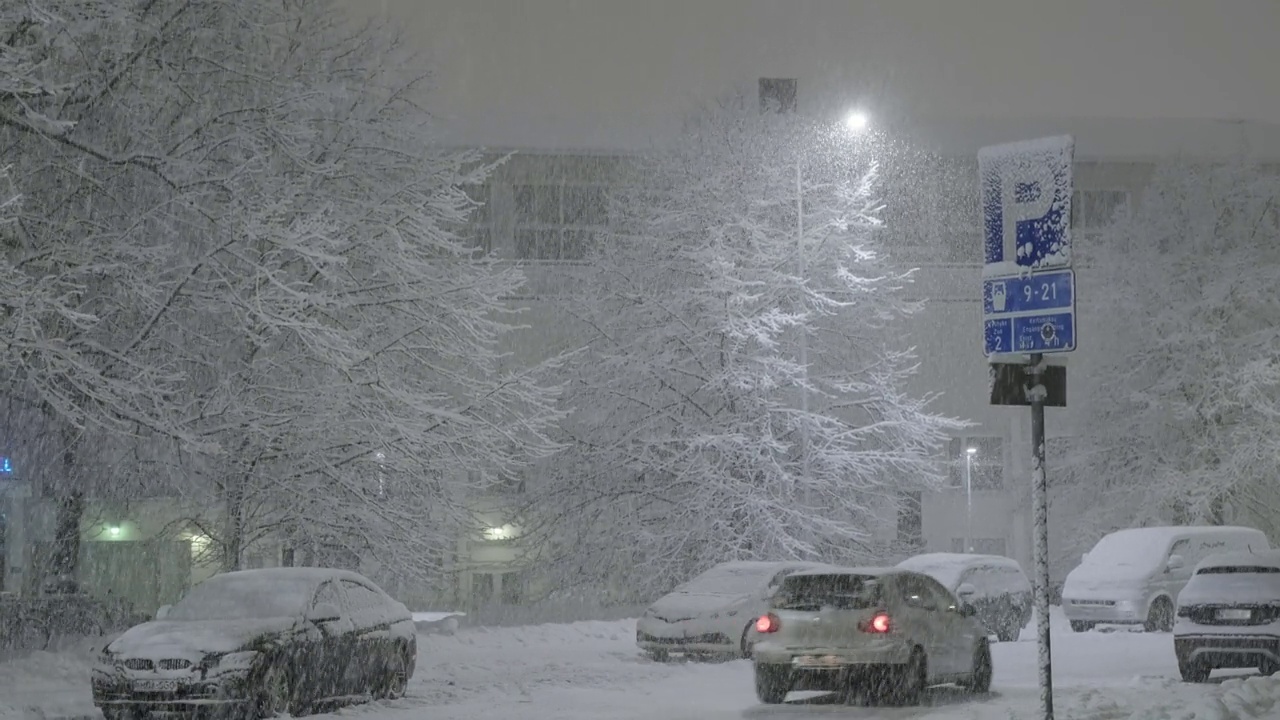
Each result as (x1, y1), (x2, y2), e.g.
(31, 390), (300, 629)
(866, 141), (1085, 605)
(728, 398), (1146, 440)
(920, 574), (977, 675)
(895, 573), (953, 677)
(308, 580), (357, 698)
(340, 579), (395, 692)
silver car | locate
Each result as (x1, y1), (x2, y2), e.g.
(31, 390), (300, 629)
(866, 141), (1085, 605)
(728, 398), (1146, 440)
(752, 567), (993, 705)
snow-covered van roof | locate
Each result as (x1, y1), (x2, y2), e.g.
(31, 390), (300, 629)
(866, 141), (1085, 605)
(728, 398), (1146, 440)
(1098, 525), (1265, 543)
(1194, 550), (1280, 573)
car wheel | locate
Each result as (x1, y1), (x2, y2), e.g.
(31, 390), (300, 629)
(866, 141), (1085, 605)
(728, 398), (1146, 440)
(885, 647), (927, 706)
(964, 640), (993, 693)
(375, 650), (410, 700)
(256, 664), (294, 719)
(1178, 657), (1210, 683)
(1144, 597), (1174, 633)
(754, 663), (791, 704)
(1070, 621), (1095, 633)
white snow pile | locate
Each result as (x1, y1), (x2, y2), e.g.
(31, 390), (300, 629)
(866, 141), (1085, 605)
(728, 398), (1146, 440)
(1125, 674), (1280, 720)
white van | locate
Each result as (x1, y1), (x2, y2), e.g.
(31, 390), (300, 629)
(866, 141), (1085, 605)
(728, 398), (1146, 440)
(1062, 526), (1269, 633)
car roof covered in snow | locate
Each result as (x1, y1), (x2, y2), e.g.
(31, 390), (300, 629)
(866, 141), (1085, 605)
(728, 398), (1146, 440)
(897, 553), (1022, 571)
(1194, 550), (1280, 572)
(208, 567), (378, 588)
(787, 565), (897, 578)
(1100, 525), (1264, 543)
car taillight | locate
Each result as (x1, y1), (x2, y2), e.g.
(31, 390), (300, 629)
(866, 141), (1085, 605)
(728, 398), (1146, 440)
(858, 612), (892, 633)
(756, 612), (780, 633)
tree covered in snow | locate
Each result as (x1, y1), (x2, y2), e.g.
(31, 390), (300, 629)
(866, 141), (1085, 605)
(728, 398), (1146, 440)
(525, 94), (959, 595)
(1061, 158), (1280, 540)
(0, 0), (564, 590)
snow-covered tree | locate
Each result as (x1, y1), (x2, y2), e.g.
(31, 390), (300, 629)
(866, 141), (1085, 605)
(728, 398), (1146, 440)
(1063, 158), (1280, 540)
(526, 94), (960, 594)
(1, 0), (566, 590)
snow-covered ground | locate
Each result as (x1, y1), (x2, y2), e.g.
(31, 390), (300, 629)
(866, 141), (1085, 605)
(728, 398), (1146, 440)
(2, 608), (1278, 720)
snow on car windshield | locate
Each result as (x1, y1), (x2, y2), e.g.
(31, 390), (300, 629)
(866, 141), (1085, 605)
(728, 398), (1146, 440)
(674, 564), (776, 595)
(1083, 531), (1168, 571)
(167, 574), (318, 621)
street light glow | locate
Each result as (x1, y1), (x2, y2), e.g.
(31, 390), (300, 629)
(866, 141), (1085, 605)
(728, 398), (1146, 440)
(966, 447), (978, 455)
(845, 110), (870, 133)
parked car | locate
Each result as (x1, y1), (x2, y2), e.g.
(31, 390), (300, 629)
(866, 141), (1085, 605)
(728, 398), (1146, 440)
(752, 566), (992, 706)
(1174, 549), (1280, 682)
(896, 552), (1032, 642)
(635, 560), (830, 660)
(91, 567), (416, 719)
(1063, 525), (1269, 633)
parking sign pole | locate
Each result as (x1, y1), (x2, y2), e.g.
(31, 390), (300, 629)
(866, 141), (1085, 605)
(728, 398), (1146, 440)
(1027, 353), (1054, 720)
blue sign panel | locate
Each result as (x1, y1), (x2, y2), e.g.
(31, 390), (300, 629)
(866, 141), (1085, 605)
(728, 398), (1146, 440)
(982, 270), (1074, 316)
(0, 457), (10, 473)
(984, 313), (1075, 355)
(978, 135), (1075, 270)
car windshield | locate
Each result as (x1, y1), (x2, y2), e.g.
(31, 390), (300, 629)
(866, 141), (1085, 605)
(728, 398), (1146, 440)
(1082, 532), (1168, 572)
(166, 574), (319, 621)
(673, 564), (777, 595)
(772, 574), (881, 611)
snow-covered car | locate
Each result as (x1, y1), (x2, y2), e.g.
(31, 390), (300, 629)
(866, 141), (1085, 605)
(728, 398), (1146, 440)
(1174, 550), (1280, 682)
(91, 567), (416, 719)
(752, 566), (992, 705)
(895, 552), (1032, 642)
(1063, 526), (1269, 633)
(636, 560), (830, 660)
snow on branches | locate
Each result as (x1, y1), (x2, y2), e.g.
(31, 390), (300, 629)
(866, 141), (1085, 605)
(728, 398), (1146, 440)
(528, 93), (959, 594)
(1064, 158), (1280, 539)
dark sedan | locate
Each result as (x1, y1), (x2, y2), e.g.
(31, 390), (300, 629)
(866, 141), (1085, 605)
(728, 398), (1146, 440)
(91, 567), (416, 719)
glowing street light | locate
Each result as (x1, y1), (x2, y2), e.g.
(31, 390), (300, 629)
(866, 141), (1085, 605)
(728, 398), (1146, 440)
(844, 110), (870, 134)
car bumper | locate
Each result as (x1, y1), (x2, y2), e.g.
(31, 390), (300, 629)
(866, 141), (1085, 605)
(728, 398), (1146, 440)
(1062, 602), (1145, 624)
(92, 672), (253, 711)
(1175, 634), (1280, 669)
(753, 638), (912, 668)
(636, 626), (735, 654)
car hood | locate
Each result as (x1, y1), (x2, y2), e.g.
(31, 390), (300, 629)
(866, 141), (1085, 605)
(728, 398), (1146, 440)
(1064, 566), (1149, 595)
(648, 592), (742, 620)
(108, 617), (299, 657)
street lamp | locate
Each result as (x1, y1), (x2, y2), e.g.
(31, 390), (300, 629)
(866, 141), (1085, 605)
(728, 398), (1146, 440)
(796, 109), (872, 496)
(965, 447), (978, 553)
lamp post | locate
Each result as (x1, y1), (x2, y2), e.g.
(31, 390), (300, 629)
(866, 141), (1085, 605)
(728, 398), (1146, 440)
(795, 110), (871, 498)
(965, 447), (978, 553)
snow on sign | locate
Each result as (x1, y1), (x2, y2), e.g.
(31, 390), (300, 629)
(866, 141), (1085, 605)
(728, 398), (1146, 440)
(978, 135), (1076, 357)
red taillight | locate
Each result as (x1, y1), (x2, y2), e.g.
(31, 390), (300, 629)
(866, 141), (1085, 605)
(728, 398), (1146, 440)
(756, 612), (780, 633)
(859, 612), (892, 633)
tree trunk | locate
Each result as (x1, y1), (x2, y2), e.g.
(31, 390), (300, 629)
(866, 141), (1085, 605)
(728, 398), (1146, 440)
(48, 424), (84, 593)
(222, 478), (245, 571)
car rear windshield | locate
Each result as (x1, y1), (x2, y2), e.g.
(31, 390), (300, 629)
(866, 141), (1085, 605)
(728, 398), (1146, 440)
(1197, 566), (1280, 575)
(772, 574), (881, 611)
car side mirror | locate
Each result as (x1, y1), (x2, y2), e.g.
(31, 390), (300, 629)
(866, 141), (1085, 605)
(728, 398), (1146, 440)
(156, 604), (172, 621)
(957, 583), (977, 599)
(308, 603), (342, 623)
(1166, 555), (1185, 572)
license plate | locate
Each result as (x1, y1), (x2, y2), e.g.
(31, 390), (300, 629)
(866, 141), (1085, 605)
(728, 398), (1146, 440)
(1216, 608), (1252, 621)
(132, 679), (184, 692)
(794, 654), (843, 668)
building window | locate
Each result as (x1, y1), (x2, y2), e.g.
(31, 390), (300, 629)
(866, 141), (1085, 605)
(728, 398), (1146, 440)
(1071, 190), (1130, 235)
(897, 491), (922, 546)
(459, 183), (493, 253)
(952, 537), (1008, 556)
(500, 571), (526, 605)
(512, 183), (607, 261)
(473, 573), (495, 605)
(948, 437), (1004, 490)
(758, 77), (797, 114)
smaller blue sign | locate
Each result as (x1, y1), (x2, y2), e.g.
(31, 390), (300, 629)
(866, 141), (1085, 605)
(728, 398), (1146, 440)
(1013, 313), (1075, 353)
(983, 270), (1074, 316)
(0, 457), (10, 473)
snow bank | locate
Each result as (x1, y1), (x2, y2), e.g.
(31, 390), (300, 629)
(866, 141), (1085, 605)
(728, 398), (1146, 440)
(0, 637), (101, 720)
(1126, 674), (1280, 720)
